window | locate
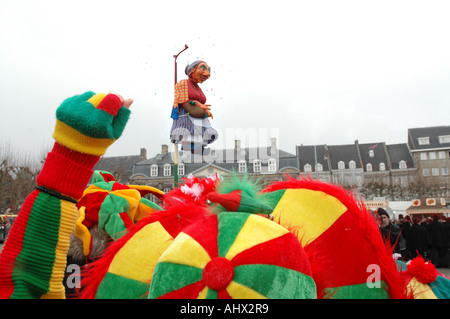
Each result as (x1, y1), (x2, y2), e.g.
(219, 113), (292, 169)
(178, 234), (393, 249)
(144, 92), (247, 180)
(238, 161), (247, 173)
(268, 159), (277, 172)
(369, 150), (374, 158)
(366, 163), (372, 172)
(315, 163), (323, 172)
(379, 162), (386, 171)
(399, 160), (407, 169)
(442, 167), (449, 176)
(349, 160), (356, 169)
(178, 164), (185, 176)
(417, 137), (430, 145)
(163, 164), (171, 176)
(420, 152), (427, 160)
(163, 187), (171, 193)
(253, 160), (261, 173)
(422, 168), (430, 176)
(431, 168), (440, 176)
(438, 151), (446, 159)
(338, 161), (345, 170)
(429, 152), (436, 160)
(151, 165), (158, 177)
(304, 164), (312, 172)
(438, 135), (450, 144)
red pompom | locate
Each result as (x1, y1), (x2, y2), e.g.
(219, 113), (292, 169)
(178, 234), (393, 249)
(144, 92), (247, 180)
(406, 256), (438, 284)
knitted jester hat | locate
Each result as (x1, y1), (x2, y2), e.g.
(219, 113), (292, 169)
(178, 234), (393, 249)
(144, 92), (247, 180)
(75, 170), (165, 258)
(396, 256), (450, 299)
(260, 176), (407, 299)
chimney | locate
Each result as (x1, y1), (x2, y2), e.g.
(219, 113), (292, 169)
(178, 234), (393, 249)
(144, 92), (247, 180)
(162, 144), (169, 155)
(235, 139), (241, 151)
(270, 137), (277, 155)
(140, 148), (147, 159)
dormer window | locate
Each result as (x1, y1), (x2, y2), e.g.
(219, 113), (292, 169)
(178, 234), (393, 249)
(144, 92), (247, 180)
(417, 137), (430, 145)
(315, 163), (323, 172)
(438, 135), (450, 144)
(338, 161), (345, 170)
(349, 160), (356, 169)
(399, 160), (407, 169)
(369, 150), (374, 157)
(151, 164), (158, 177)
(253, 160), (262, 173)
(238, 160), (247, 173)
(366, 163), (373, 172)
(379, 162), (386, 171)
(268, 158), (277, 172)
(304, 164), (312, 172)
(178, 164), (185, 176)
(163, 164), (171, 176)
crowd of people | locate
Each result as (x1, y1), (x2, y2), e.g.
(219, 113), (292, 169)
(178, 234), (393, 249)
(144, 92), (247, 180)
(377, 207), (450, 268)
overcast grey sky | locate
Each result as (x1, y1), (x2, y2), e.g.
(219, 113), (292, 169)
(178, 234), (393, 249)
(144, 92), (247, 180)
(1, 0), (449, 159)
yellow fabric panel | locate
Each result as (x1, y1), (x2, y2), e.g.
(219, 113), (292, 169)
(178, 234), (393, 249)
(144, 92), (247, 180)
(408, 277), (437, 299)
(226, 281), (267, 299)
(110, 189), (141, 221)
(53, 120), (115, 156)
(197, 286), (209, 299)
(271, 188), (347, 247)
(108, 222), (173, 283)
(41, 200), (79, 299)
(73, 207), (92, 256)
(87, 93), (107, 107)
(225, 214), (288, 260)
(158, 232), (211, 269)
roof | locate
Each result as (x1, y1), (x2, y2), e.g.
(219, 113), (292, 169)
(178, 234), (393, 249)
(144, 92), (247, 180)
(357, 142), (388, 171)
(406, 197), (449, 214)
(133, 146), (298, 178)
(408, 125), (450, 151)
(297, 145), (330, 171)
(385, 143), (414, 169)
(93, 154), (146, 182)
(327, 144), (361, 169)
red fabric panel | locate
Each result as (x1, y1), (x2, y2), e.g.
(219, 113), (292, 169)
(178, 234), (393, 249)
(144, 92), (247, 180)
(231, 233), (312, 275)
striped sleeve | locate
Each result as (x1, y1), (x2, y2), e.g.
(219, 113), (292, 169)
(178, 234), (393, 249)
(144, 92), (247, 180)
(0, 142), (99, 299)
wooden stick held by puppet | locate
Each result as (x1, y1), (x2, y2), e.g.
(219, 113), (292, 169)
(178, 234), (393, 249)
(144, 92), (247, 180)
(170, 60), (219, 155)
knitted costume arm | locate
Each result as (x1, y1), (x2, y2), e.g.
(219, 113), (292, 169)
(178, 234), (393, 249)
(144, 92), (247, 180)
(0, 92), (131, 299)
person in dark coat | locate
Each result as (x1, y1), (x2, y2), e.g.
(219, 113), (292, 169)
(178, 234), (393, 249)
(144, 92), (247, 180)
(427, 214), (449, 268)
(406, 217), (430, 261)
(378, 208), (403, 254)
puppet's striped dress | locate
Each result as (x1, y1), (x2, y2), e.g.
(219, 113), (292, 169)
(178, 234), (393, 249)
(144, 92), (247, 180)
(170, 79), (218, 147)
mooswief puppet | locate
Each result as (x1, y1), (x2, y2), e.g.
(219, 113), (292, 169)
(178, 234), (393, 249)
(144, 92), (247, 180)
(170, 60), (218, 155)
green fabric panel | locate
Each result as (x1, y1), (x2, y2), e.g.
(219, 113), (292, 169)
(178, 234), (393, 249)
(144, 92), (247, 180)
(217, 212), (249, 258)
(259, 189), (286, 209)
(104, 213), (128, 240)
(233, 264), (316, 299)
(96, 272), (149, 299)
(322, 281), (390, 299)
(206, 289), (218, 299)
(431, 276), (450, 299)
(148, 262), (203, 299)
(98, 194), (129, 232)
(237, 194), (273, 214)
(11, 192), (61, 298)
(140, 197), (162, 210)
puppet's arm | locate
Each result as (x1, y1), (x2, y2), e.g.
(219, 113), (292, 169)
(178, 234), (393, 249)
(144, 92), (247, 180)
(182, 100), (213, 119)
(0, 92), (132, 299)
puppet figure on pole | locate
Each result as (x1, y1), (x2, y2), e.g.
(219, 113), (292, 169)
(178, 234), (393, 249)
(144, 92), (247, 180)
(170, 45), (219, 184)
